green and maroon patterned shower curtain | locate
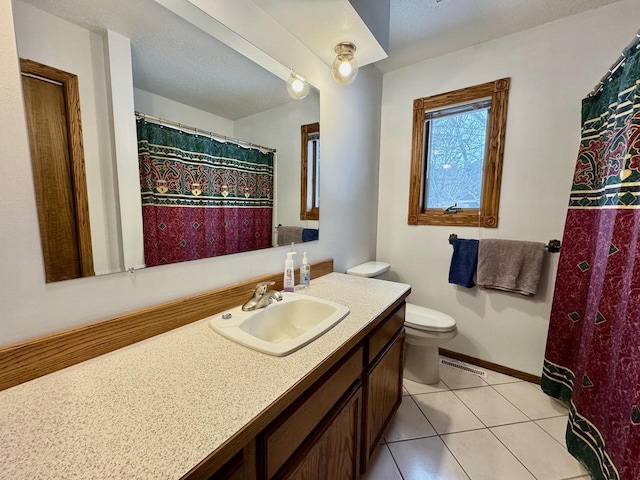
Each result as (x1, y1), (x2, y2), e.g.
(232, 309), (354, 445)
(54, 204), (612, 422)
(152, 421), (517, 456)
(137, 119), (273, 267)
(542, 43), (640, 480)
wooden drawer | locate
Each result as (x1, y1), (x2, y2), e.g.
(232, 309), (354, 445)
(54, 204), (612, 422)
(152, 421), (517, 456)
(261, 346), (363, 479)
(368, 304), (405, 364)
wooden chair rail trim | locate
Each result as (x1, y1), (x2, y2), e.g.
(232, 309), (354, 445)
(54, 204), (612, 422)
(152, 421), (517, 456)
(0, 259), (334, 392)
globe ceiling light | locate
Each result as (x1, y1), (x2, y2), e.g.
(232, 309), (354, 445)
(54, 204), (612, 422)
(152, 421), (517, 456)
(331, 42), (358, 85)
(286, 71), (310, 100)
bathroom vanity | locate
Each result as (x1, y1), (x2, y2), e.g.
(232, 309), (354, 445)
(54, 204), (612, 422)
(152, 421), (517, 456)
(0, 273), (410, 479)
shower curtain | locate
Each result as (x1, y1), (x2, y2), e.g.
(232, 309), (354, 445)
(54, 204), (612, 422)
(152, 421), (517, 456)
(137, 119), (274, 267)
(541, 42), (640, 480)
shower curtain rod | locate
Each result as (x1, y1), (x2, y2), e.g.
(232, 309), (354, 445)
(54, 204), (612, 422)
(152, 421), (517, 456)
(134, 111), (277, 154)
(588, 28), (640, 98)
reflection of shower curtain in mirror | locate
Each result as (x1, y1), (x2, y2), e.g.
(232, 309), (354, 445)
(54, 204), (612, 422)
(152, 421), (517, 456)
(137, 119), (273, 267)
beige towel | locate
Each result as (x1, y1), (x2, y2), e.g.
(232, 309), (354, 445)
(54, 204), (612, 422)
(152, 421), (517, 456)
(277, 226), (303, 246)
(477, 239), (546, 296)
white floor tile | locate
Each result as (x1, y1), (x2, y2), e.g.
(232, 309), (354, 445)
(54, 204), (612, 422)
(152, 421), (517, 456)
(442, 429), (536, 480)
(535, 416), (570, 447)
(384, 396), (437, 442)
(483, 369), (524, 385)
(493, 382), (568, 419)
(402, 385), (410, 395)
(439, 364), (488, 390)
(413, 391), (484, 434)
(454, 386), (529, 427)
(388, 436), (470, 480)
(491, 422), (587, 480)
(362, 444), (402, 480)
(404, 377), (450, 395)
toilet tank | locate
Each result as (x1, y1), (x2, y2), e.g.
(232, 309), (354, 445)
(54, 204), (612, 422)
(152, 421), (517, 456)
(345, 261), (391, 278)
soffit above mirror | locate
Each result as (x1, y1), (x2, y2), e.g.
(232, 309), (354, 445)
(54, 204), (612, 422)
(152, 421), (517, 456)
(20, 0), (299, 120)
(252, 0), (389, 68)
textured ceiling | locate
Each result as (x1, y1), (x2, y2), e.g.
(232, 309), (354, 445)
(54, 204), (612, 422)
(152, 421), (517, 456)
(19, 0), (296, 120)
(376, 0), (627, 73)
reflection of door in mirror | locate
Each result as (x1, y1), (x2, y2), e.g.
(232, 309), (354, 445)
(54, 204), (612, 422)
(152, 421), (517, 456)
(300, 123), (320, 221)
(20, 59), (94, 282)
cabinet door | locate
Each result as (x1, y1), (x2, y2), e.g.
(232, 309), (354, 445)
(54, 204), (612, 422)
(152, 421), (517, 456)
(365, 331), (405, 459)
(280, 386), (362, 480)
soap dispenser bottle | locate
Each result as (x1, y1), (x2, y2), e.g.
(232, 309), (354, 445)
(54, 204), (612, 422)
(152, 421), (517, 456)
(284, 251), (297, 292)
(300, 252), (310, 288)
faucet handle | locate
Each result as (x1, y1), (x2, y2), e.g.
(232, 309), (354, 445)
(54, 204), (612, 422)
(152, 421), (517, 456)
(254, 281), (275, 295)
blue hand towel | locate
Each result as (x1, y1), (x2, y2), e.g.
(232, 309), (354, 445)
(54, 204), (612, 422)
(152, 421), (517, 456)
(448, 239), (479, 288)
(302, 228), (319, 242)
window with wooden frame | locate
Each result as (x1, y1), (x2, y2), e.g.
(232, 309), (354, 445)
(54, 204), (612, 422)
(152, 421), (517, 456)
(408, 78), (510, 227)
(300, 122), (320, 221)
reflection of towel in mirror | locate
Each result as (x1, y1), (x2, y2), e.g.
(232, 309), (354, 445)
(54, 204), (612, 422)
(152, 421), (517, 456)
(448, 239), (479, 288)
(477, 239), (546, 296)
(302, 228), (319, 242)
(277, 226), (303, 246)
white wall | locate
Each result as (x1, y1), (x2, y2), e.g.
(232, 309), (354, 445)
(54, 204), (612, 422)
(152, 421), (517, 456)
(376, 0), (640, 375)
(12, 1), (121, 275)
(234, 93), (320, 232)
(0, 0), (382, 346)
(134, 88), (235, 137)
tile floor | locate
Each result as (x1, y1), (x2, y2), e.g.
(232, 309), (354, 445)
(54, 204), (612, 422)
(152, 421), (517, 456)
(363, 357), (591, 480)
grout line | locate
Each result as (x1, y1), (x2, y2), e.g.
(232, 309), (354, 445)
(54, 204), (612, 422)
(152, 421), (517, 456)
(406, 393), (438, 435)
(438, 433), (474, 480)
(487, 423), (541, 479)
(489, 383), (535, 420)
(384, 442), (406, 480)
(384, 427), (484, 445)
(534, 417), (571, 450)
(450, 389), (490, 429)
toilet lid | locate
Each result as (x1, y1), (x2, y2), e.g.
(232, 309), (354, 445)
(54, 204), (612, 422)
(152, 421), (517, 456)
(405, 303), (456, 332)
(346, 261), (390, 277)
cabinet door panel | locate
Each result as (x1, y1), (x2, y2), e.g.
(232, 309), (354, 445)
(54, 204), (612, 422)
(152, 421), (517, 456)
(366, 331), (404, 457)
(281, 386), (362, 480)
(262, 347), (362, 478)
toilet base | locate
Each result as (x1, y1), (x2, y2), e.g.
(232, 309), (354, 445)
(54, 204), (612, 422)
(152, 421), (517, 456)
(403, 343), (440, 385)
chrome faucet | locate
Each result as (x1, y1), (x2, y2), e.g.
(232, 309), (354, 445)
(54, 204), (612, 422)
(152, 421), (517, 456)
(242, 281), (283, 311)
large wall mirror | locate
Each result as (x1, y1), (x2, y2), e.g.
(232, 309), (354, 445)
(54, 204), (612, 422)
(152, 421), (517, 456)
(12, 0), (320, 282)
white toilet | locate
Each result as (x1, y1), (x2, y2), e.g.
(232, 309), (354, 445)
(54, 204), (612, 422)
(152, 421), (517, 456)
(346, 261), (457, 384)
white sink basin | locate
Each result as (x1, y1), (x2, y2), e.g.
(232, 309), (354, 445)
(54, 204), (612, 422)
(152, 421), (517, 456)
(208, 292), (349, 356)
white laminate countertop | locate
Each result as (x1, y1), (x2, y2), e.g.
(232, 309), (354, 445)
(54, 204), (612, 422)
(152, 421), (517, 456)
(0, 273), (410, 479)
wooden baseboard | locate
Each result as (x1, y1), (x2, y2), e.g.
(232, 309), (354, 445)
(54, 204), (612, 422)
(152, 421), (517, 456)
(439, 348), (541, 384)
(0, 259), (334, 392)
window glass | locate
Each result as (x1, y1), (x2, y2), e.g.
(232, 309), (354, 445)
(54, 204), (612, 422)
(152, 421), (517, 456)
(425, 107), (489, 209)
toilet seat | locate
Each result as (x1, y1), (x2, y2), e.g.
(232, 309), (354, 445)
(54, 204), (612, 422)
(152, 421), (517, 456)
(405, 303), (456, 333)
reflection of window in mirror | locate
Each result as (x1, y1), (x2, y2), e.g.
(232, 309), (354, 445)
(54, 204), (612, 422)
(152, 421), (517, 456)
(20, 59), (94, 282)
(300, 122), (320, 221)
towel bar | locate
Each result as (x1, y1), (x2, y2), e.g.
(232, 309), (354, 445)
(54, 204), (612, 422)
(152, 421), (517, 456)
(448, 234), (561, 253)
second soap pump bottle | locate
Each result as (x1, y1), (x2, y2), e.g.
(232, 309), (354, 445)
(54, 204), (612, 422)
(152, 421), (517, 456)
(300, 252), (310, 288)
(283, 251), (296, 292)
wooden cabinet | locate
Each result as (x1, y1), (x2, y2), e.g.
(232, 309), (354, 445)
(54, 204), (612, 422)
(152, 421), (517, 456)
(259, 347), (363, 479)
(188, 301), (406, 480)
(280, 385), (362, 480)
(364, 332), (405, 461)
